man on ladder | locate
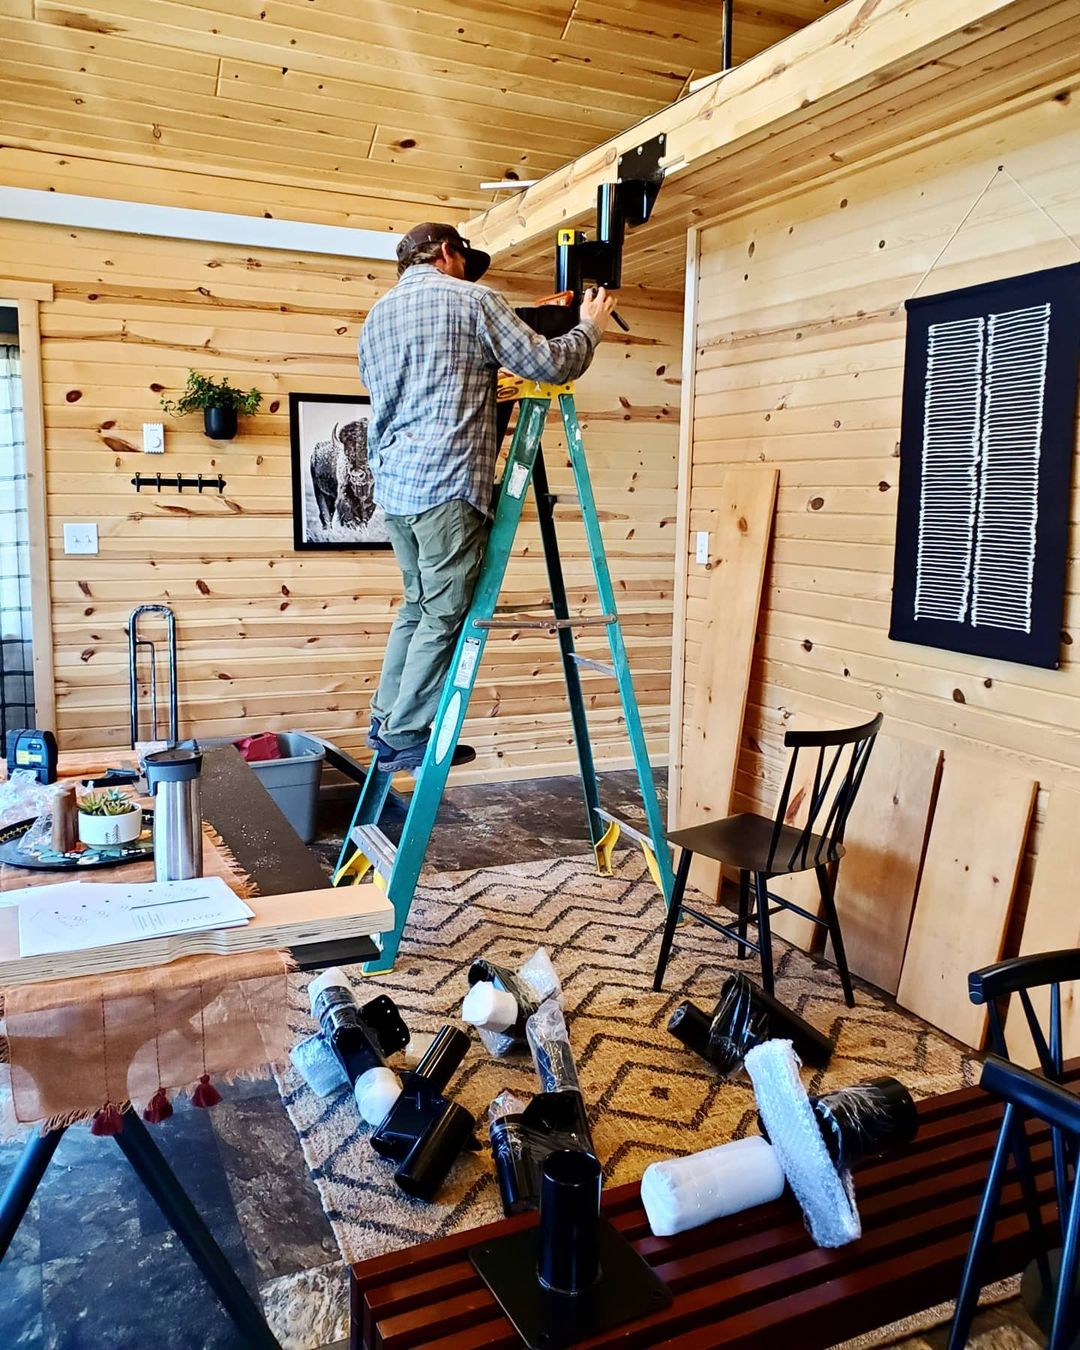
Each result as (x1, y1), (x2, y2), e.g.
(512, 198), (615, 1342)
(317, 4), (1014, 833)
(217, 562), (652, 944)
(359, 221), (616, 773)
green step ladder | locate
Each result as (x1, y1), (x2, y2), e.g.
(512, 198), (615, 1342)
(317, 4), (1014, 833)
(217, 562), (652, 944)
(333, 382), (675, 974)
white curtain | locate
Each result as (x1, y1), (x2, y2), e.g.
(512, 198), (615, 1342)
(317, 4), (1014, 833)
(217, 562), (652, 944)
(0, 343), (35, 734)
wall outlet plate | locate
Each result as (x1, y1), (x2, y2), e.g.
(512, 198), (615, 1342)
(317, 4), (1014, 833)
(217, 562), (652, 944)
(63, 522), (99, 555)
(142, 422), (165, 453)
(695, 530), (710, 565)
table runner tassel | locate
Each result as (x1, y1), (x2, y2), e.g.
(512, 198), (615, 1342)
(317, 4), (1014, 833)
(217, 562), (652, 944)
(192, 978), (222, 1108)
(143, 1087), (173, 1124)
(192, 1074), (221, 1109)
(91, 1102), (124, 1136)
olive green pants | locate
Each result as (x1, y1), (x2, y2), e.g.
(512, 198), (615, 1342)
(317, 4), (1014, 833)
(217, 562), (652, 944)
(372, 499), (487, 749)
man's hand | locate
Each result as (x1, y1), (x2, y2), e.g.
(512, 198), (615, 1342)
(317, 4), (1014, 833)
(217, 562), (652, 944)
(580, 286), (617, 335)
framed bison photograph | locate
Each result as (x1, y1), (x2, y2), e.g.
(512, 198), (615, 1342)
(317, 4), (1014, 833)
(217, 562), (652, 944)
(288, 392), (390, 550)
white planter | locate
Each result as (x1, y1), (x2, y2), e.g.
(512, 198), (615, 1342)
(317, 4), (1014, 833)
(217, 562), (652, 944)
(78, 804), (143, 848)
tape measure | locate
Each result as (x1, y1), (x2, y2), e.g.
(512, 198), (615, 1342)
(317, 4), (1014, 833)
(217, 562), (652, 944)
(5, 728), (59, 784)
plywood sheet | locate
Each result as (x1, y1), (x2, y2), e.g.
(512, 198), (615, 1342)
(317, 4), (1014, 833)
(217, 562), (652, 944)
(1006, 786), (1080, 1067)
(826, 736), (942, 994)
(677, 465), (779, 896)
(897, 753), (1036, 1047)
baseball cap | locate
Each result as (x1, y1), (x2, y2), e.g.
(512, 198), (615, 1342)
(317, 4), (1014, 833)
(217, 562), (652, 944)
(396, 222), (491, 282)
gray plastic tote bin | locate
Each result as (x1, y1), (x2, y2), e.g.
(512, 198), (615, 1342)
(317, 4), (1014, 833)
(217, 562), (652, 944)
(198, 732), (325, 843)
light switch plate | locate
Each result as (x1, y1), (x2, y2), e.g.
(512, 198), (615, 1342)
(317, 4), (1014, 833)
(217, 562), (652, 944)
(63, 522), (99, 555)
(142, 422), (165, 453)
(695, 530), (710, 565)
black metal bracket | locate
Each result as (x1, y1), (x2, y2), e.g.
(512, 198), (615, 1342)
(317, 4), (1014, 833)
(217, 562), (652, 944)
(131, 473), (226, 494)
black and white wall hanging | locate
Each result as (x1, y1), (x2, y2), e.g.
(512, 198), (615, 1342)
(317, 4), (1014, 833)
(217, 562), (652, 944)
(890, 262), (1080, 669)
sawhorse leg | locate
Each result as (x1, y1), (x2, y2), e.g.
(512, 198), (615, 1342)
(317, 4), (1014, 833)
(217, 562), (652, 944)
(0, 1118), (280, 1348)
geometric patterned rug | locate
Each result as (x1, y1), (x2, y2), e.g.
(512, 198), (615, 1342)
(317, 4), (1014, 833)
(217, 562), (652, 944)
(275, 851), (982, 1267)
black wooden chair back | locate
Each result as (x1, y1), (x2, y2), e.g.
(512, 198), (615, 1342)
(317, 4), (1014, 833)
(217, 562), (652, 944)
(766, 713), (883, 873)
(949, 1053), (1080, 1350)
(970, 950), (1080, 1228)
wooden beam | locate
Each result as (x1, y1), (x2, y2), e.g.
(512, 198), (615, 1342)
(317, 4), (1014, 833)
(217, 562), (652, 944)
(462, 0), (1037, 262)
(0, 277), (53, 301)
(0, 186), (398, 262)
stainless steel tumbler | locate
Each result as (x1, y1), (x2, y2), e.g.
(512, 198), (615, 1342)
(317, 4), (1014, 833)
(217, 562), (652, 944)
(144, 746), (203, 882)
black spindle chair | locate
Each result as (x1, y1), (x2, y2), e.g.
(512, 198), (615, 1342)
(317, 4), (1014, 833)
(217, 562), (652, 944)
(654, 713), (882, 1008)
(948, 1053), (1080, 1350)
(949, 951), (1080, 1345)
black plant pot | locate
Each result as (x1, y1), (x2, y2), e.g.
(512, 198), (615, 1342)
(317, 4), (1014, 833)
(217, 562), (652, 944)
(203, 405), (238, 440)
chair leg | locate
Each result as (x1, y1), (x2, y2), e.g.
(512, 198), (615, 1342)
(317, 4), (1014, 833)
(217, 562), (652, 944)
(736, 870), (751, 958)
(653, 847), (692, 993)
(947, 1105), (1015, 1350)
(0, 1126), (65, 1261)
(817, 862), (855, 1009)
(1048, 1158), (1080, 1350)
(753, 871), (774, 997)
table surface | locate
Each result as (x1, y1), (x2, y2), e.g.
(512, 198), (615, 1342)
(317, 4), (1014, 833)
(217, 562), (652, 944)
(0, 745), (388, 986)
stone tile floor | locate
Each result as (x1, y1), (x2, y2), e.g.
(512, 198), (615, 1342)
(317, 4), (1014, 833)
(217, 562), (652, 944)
(0, 769), (661, 1350)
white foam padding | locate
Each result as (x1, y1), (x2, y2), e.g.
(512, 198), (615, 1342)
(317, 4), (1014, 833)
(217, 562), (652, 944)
(640, 1135), (785, 1237)
(744, 1038), (861, 1249)
(354, 1066), (401, 1127)
(461, 982), (518, 1034)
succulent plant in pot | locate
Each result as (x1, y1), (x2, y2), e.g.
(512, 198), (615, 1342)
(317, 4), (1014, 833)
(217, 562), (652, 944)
(160, 370), (262, 441)
(77, 788), (144, 848)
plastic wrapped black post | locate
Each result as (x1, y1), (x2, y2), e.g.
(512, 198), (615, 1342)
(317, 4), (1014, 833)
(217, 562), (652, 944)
(370, 1026), (477, 1202)
(306, 968), (410, 1126)
(537, 1150), (602, 1294)
(668, 972), (833, 1078)
(488, 1001), (595, 1216)
(811, 1076), (918, 1168)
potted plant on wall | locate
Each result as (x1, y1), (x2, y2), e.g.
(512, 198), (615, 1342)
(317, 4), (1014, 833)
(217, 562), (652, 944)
(160, 370), (262, 441)
(77, 789), (144, 848)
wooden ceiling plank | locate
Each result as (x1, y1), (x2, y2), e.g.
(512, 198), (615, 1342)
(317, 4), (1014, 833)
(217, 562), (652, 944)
(463, 0), (1043, 258)
(38, 0), (684, 107)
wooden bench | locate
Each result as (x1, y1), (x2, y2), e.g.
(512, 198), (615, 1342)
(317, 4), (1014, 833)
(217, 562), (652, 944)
(350, 1067), (1074, 1349)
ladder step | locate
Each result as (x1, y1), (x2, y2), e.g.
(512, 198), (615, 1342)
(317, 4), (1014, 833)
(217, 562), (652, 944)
(569, 653), (616, 677)
(594, 807), (656, 850)
(474, 613), (616, 631)
(350, 823), (398, 878)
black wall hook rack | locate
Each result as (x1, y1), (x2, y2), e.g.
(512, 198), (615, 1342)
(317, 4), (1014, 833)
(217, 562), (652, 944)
(131, 472), (227, 494)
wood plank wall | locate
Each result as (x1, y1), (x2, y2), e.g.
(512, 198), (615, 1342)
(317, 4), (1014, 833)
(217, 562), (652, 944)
(0, 155), (682, 781)
(675, 92), (1080, 888)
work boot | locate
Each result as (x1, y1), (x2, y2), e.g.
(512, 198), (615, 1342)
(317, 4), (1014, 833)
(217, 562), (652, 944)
(373, 735), (476, 773)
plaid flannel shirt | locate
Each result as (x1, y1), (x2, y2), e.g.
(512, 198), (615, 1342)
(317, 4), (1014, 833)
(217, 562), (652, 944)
(358, 265), (601, 517)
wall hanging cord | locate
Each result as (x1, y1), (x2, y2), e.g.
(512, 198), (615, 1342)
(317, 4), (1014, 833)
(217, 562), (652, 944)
(910, 163), (1080, 299)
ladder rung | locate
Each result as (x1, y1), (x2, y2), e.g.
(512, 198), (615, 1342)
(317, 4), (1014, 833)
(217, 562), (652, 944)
(474, 613), (616, 631)
(350, 823), (398, 877)
(594, 807), (654, 850)
(570, 653), (616, 677)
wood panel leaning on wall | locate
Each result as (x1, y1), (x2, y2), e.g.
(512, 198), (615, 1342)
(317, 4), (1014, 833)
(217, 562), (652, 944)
(671, 91), (1080, 1048)
(0, 156), (683, 784)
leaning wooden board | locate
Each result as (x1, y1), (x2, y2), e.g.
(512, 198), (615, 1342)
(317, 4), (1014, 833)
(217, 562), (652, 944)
(897, 751), (1036, 1047)
(827, 736), (942, 994)
(350, 1066), (1077, 1349)
(677, 465), (778, 898)
(1007, 785), (1080, 1067)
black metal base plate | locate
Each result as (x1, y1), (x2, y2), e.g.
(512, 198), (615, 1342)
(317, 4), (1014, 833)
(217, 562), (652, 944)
(470, 1217), (671, 1349)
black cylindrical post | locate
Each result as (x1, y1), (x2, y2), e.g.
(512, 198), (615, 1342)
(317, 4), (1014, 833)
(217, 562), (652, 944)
(414, 1026), (471, 1094)
(594, 183), (625, 289)
(811, 1076), (918, 1169)
(537, 1150), (602, 1294)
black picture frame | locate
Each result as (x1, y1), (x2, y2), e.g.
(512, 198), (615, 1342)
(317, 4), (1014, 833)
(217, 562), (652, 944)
(288, 392), (391, 551)
(890, 263), (1080, 669)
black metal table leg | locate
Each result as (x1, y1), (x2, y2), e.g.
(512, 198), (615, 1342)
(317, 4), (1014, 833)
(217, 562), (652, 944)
(114, 1113), (280, 1349)
(0, 1125), (65, 1261)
